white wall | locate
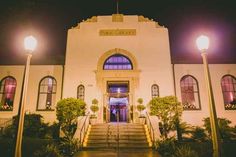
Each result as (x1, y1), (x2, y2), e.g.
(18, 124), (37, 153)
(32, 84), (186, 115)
(0, 65), (63, 123)
(174, 64), (236, 126)
(63, 15), (174, 122)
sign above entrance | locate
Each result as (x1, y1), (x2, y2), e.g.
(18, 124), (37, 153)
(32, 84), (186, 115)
(99, 29), (136, 36)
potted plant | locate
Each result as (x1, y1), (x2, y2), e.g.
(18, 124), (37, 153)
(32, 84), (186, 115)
(90, 99), (99, 124)
(137, 98), (146, 124)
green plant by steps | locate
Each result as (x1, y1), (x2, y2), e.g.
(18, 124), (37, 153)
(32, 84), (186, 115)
(59, 136), (79, 157)
(92, 98), (98, 105)
(137, 98), (146, 117)
(155, 137), (176, 157)
(90, 98), (99, 118)
(56, 98), (86, 137)
(149, 96), (182, 139)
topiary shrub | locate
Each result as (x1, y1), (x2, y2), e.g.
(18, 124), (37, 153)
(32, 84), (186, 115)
(90, 98), (99, 118)
(137, 98), (146, 117)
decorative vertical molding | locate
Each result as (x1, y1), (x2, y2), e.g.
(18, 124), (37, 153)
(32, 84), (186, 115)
(112, 14), (123, 22)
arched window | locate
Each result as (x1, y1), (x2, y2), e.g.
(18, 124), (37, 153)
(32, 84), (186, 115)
(0, 76), (17, 111)
(77, 85), (85, 100)
(103, 54), (133, 70)
(37, 76), (56, 110)
(151, 84), (159, 98)
(221, 75), (236, 110)
(180, 75), (201, 110)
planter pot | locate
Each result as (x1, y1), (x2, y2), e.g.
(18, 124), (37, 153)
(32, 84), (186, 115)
(90, 118), (97, 125)
(139, 117), (146, 124)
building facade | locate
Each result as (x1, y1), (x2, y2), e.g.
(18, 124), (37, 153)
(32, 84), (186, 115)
(0, 15), (236, 126)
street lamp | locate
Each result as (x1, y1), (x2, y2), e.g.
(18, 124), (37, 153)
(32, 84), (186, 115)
(196, 35), (221, 157)
(14, 35), (37, 157)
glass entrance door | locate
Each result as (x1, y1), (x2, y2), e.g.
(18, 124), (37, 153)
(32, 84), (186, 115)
(109, 97), (128, 122)
(107, 81), (129, 122)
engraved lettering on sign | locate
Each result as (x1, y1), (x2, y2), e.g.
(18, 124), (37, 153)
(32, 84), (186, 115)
(99, 29), (136, 36)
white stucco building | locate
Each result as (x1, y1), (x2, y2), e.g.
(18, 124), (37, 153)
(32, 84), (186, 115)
(0, 14), (236, 126)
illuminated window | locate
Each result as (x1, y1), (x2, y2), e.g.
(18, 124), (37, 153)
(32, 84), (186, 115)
(151, 84), (159, 98)
(221, 75), (236, 110)
(180, 75), (201, 110)
(0, 76), (17, 111)
(103, 54), (133, 70)
(37, 76), (56, 110)
(77, 85), (85, 100)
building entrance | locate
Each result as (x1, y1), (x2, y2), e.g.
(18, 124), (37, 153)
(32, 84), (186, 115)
(107, 81), (129, 122)
(109, 97), (128, 122)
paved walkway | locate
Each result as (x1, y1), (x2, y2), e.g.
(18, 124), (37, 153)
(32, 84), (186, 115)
(75, 149), (160, 157)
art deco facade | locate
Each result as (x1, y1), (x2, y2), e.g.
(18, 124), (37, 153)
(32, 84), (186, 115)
(0, 15), (236, 126)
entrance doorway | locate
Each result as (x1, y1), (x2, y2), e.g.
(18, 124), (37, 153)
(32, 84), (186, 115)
(107, 81), (129, 122)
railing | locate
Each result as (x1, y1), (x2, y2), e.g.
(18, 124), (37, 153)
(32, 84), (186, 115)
(145, 112), (157, 144)
(74, 112), (90, 147)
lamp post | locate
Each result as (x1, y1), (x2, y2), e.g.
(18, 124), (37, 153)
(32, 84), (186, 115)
(14, 36), (37, 157)
(196, 35), (221, 157)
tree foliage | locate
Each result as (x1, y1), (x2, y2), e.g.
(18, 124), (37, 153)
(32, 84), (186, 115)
(149, 96), (182, 138)
(203, 117), (236, 140)
(56, 98), (86, 137)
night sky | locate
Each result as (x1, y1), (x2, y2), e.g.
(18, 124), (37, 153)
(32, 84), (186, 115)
(0, 0), (235, 65)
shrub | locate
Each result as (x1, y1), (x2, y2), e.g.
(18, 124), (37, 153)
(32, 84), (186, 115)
(33, 144), (62, 157)
(92, 98), (98, 105)
(191, 126), (208, 142)
(173, 145), (198, 157)
(3, 113), (51, 139)
(203, 117), (235, 140)
(155, 137), (176, 157)
(178, 122), (194, 141)
(137, 98), (143, 104)
(56, 98), (86, 137)
(90, 105), (99, 115)
(59, 136), (79, 157)
(90, 98), (99, 118)
(149, 96), (182, 139)
(137, 104), (146, 116)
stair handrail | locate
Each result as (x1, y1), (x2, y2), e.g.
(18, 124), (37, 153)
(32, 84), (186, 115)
(78, 112), (90, 146)
(145, 111), (156, 143)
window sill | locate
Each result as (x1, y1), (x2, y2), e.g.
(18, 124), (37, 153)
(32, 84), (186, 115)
(0, 109), (13, 112)
(36, 109), (55, 111)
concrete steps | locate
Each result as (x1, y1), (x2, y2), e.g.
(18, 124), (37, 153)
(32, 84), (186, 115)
(83, 123), (151, 149)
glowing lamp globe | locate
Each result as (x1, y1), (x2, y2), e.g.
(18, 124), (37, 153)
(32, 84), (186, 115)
(24, 36), (37, 52)
(196, 35), (209, 51)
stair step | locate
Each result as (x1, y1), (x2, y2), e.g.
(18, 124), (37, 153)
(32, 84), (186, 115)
(85, 144), (149, 148)
(88, 136), (147, 140)
(84, 123), (150, 149)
